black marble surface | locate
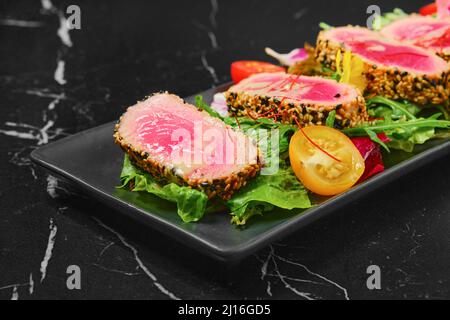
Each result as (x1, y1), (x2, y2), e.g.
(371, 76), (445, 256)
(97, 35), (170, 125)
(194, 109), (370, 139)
(1, 0), (449, 300)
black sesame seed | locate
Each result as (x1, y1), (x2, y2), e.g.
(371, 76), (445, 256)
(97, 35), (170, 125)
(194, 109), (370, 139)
(333, 120), (343, 130)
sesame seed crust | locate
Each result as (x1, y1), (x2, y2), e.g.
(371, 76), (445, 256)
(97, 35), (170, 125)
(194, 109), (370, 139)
(315, 31), (450, 106)
(225, 90), (368, 129)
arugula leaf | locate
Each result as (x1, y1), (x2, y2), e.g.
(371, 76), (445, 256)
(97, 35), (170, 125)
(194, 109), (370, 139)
(325, 110), (336, 128)
(228, 166), (312, 225)
(349, 97), (450, 152)
(118, 155), (208, 223)
(345, 102), (450, 152)
(364, 128), (390, 152)
(343, 117), (450, 135)
(367, 96), (418, 120)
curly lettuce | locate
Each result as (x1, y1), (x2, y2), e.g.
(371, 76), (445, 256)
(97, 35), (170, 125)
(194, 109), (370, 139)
(227, 165), (311, 225)
(118, 155), (208, 223)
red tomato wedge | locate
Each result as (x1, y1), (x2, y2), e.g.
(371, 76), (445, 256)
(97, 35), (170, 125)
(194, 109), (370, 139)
(419, 2), (437, 15)
(231, 61), (285, 84)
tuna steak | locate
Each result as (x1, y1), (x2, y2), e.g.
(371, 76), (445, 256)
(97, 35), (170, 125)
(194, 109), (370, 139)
(316, 26), (450, 105)
(114, 93), (262, 200)
(226, 72), (367, 128)
(380, 15), (450, 61)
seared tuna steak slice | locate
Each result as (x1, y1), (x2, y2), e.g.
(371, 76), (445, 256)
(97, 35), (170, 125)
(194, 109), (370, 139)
(226, 72), (367, 128)
(380, 15), (450, 61)
(316, 26), (450, 105)
(114, 93), (262, 200)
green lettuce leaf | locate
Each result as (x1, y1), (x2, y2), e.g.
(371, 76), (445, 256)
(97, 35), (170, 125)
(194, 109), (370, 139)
(118, 155), (208, 223)
(228, 166), (312, 225)
(325, 110), (336, 127)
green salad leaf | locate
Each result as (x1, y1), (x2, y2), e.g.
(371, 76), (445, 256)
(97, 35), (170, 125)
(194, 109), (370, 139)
(344, 96), (450, 152)
(325, 110), (336, 127)
(118, 155), (208, 223)
(371, 8), (408, 31)
(319, 22), (333, 30)
(195, 95), (224, 119)
(227, 165), (312, 225)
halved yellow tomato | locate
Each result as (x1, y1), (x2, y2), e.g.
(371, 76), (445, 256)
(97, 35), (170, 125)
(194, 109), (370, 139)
(289, 126), (365, 196)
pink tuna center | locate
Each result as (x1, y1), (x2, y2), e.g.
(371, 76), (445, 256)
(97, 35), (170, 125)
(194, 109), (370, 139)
(236, 74), (352, 104)
(346, 39), (439, 73)
(134, 106), (253, 178)
(394, 22), (450, 40)
(415, 27), (450, 51)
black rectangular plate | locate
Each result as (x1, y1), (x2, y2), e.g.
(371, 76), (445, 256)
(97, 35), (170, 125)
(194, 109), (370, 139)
(31, 85), (450, 262)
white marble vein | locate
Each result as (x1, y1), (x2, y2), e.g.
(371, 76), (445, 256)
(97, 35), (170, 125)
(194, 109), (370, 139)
(29, 273), (34, 295)
(257, 250), (273, 297)
(258, 245), (350, 300)
(98, 241), (115, 259)
(46, 175), (59, 198)
(201, 52), (219, 84)
(41, 0), (53, 11)
(25, 89), (66, 101)
(54, 59), (67, 85)
(269, 246), (314, 300)
(10, 286), (19, 300)
(40, 218), (58, 283)
(93, 263), (142, 276)
(57, 14), (73, 47)
(207, 31), (218, 49)
(0, 19), (43, 28)
(293, 8), (308, 20)
(192, 20), (219, 50)
(0, 121), (65, 146)
(0, 283), (28, 291)
(94, 218), (181, 300)
(209, 0), (218, 28)
(9, 147), (37, 179)
(0, 1), (72, 181)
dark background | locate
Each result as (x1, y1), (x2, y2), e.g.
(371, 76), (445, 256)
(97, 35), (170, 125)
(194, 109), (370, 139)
(1, 0), (449, 300)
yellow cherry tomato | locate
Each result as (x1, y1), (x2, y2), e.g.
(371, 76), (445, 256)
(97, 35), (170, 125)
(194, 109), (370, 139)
(289, 126), (365, 196)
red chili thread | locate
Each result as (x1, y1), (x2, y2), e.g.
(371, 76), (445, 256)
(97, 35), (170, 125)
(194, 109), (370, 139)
(293, 117), (342, 163)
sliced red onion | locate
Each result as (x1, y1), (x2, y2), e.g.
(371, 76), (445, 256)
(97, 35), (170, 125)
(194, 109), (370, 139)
(264, 47), (308, 66)
(210, 92), (229, 117)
